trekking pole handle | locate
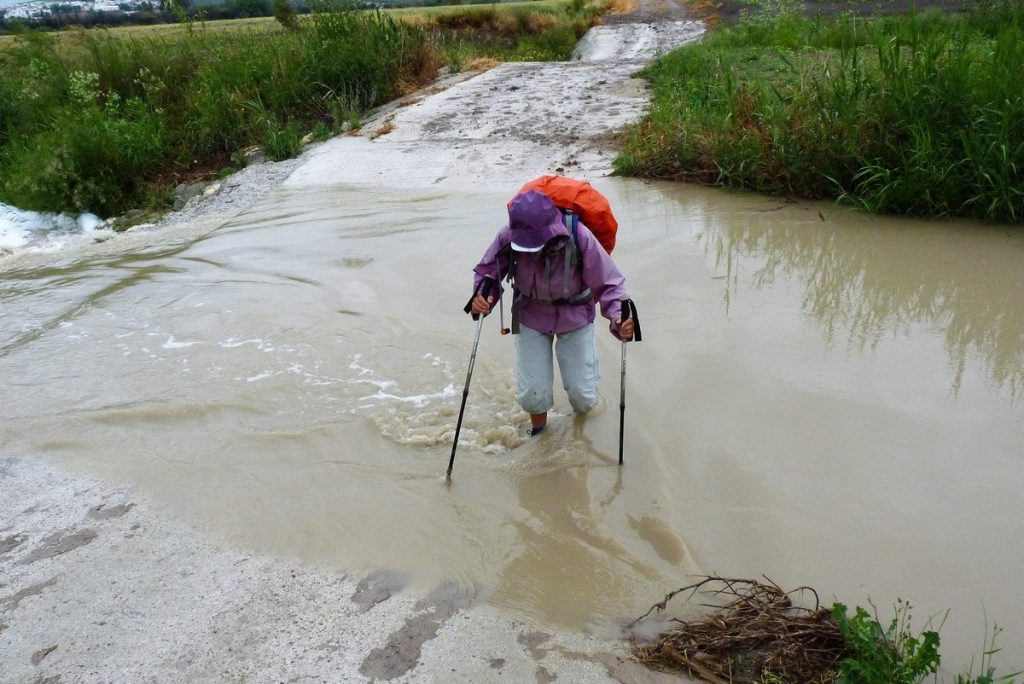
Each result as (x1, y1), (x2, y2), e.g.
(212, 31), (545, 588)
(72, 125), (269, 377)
(464, 278), (496, 321)
(619, 299), (642, 342)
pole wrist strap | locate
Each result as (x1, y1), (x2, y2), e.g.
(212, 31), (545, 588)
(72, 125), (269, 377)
(621, 299), (642, 342)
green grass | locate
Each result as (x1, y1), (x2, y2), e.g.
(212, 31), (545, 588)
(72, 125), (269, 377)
(0, 7), (438, 215)
(615, 0), (1024, 223)
(832, 601), (1021, 684)
(0, 0), (603, 216)
(389, 0), (570, 23)
(0, 1), (573, 50)
(832, 600), (941, 683)
(0, 16), (277, 50)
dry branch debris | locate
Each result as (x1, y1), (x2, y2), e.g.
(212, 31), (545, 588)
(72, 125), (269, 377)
(630, 576), (847, 683)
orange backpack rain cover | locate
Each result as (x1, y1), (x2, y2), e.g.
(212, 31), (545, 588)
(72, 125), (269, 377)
(512, 175), (618, 254)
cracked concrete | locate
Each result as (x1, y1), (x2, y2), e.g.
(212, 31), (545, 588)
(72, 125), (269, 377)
(18, 529), (97, 565)
(30, 644), (58, 666)
(0, 533), (27, 557)
(351, 569), (407, 613)
(1, 578), (57, 613)
(86, 503), (135, 521)
(360, 581), (478, 680)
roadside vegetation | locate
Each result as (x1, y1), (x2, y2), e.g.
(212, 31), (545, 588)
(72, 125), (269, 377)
(0, 0), (604, 217)
(401, 0), (601, 63)
(615, 0), (1024, 223)
(0, 0), (576, 46)
(631, 577), (1020, 683)
(0, 0), (567, 34)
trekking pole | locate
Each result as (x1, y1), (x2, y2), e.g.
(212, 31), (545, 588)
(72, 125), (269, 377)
(496, 260), (511, 336)
(618, 299), (641, 466)
(448, 279), (494, 480)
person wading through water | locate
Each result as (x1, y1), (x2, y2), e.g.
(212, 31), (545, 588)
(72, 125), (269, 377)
(469, 188), (635, 435)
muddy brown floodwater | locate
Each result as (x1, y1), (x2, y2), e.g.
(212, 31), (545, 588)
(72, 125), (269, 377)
(2, 179), (1022, 673)
(2, 6), (1023, 678)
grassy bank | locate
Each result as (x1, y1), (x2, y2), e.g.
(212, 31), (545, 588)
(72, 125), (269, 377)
(0, 1), (602, 217)
(0, 1), (573, 49)
(615, 0), (1024, 223)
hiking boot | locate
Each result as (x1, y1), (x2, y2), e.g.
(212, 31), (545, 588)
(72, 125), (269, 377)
(529, 411), (547, 436)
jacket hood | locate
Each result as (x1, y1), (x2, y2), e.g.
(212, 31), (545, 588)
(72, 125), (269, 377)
(507, 190), (567, 252)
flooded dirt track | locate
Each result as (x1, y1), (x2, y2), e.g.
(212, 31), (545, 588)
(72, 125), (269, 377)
(2, 5), (1024, 680)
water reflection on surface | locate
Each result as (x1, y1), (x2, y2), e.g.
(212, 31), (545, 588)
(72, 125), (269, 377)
(610, 180), (1023, 671)
(699, 204), (1024, 399)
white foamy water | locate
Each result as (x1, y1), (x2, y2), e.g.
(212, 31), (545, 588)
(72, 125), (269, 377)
(0, 202), (106, 254)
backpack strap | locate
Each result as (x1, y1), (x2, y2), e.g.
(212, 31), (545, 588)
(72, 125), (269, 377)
(511, 293), (522, 335)
(563, 209), (580, 252)
(563, 210), (581, 298)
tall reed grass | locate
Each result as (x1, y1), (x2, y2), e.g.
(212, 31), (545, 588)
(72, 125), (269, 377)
(0, 7), (436, 215)
(0, 1), (600, 216)
(616, 0), (1024, 223)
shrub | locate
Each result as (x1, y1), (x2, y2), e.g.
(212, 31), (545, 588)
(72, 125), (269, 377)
(832, 601), (941, 684)
(0, 6), (440, 215)
(274, 0), (299, 31)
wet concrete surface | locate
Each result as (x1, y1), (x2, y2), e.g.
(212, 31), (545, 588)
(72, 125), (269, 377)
(2, 457), (665, 682)
(287, 16), (704, 190)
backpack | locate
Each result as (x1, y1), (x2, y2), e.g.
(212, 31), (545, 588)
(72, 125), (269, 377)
(511, 175), (618, 254)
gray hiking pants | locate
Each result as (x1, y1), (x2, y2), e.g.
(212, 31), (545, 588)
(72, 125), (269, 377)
(515, 323), (599, 415)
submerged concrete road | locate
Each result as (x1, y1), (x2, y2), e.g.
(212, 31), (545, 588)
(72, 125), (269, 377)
(0, 5), (702, 682)
(1, 458), (683, 681)
(288, 9), (702, 190)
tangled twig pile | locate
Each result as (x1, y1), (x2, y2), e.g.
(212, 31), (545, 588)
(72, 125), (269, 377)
(630, 576), (847, 683)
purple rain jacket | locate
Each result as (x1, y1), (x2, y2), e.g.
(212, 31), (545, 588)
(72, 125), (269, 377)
(473, 192), (629, 339)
